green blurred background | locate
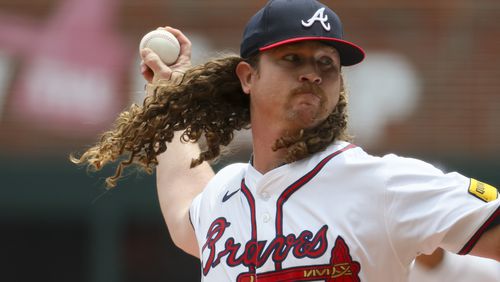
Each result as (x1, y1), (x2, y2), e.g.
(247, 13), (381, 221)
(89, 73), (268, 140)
(0, 0), (499, 281)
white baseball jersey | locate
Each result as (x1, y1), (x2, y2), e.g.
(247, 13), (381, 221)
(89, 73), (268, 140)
(189, 141), (499, 281)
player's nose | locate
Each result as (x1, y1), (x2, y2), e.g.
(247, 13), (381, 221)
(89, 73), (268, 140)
(299, 71), (322, 84)
(298, 61), (322, 84)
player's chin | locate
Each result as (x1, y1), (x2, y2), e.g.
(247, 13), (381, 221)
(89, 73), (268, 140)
(287, 106), (327, 129)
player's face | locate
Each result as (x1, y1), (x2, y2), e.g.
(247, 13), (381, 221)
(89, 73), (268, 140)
(245, 41), (342, 132)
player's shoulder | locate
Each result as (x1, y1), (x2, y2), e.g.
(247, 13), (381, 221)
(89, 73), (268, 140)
(213, 162), (248, 179)
(337, 142), (441, 171)
(378, 152), (448, 178)
(316, 141), (403, 168)
(190, 163), (249, 233)
(202, 162), (248, 197)
(210, 162), (247, 186)
(327, 141), (450, 179)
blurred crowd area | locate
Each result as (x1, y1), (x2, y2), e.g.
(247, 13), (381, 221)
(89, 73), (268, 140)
(0, 0), (499, 158)
(0, 0), (499, 281)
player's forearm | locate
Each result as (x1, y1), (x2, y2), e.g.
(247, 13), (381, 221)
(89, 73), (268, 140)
(156, 132), (214, 256)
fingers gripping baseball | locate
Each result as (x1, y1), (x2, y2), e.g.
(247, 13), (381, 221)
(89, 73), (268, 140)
(141, 48), (171, 83)
(140, 26), (192, 84)
(163, 27), (192, 68)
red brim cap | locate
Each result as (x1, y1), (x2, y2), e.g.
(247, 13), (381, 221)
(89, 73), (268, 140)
(240, 0), (365, 66)
(259, 37), (365, 66)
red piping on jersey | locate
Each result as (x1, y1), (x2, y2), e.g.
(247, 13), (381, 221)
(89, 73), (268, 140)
(458, 205), (499, 255)
(241, 179), (257, 273)
(274, 143), (357, 270)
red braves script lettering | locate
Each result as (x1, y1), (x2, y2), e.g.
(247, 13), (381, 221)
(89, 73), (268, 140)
(236, 236), (361, 282)
(202, 217), (328, 275)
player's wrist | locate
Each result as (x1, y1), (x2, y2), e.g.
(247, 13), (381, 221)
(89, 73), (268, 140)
(169, 70), (186, 85)
(145, 71), (185, 95)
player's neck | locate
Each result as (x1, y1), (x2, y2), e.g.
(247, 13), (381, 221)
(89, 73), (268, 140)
(251, 144), (286, 174)
(250, 122), (296, 174)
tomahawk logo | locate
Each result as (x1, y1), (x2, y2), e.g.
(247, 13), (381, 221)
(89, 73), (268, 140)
(302, 7), (331, 31)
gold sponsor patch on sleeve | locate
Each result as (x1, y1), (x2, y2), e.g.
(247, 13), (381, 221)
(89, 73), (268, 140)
(468, 178), (498, 202)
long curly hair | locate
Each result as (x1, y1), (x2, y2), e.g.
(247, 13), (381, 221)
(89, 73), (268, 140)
(71, 55), (350, 187)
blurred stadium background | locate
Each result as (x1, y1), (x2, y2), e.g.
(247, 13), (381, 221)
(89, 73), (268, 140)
(0, 0), (499, 281)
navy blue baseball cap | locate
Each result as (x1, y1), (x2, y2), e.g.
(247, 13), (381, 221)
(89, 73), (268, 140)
(240, 0), (365, 66)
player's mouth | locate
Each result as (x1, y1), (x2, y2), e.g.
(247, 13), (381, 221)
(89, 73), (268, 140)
(291, 84), (324, 106)
(297, 93), (321, 106)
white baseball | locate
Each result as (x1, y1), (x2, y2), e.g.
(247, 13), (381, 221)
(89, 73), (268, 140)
(139, 29), (180, 65)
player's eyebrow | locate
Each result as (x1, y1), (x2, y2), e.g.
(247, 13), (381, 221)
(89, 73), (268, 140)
(272, 42), (339, 56)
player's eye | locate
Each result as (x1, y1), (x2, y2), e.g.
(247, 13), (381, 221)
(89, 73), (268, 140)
(318, 56), (334, 66)
(282, 54), (301, 63)
(317, 56), (340, 73)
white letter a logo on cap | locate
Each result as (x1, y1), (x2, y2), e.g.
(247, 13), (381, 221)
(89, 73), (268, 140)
(302, 8), (331, 31)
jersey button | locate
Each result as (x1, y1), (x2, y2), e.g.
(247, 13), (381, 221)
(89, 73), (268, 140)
(262, 212), (271, 223)
(260, 192), (270, 200)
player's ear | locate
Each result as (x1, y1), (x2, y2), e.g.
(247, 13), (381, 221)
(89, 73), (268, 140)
(236, 61), (254, 95)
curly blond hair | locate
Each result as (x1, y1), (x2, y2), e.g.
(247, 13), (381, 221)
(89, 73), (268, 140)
(71, 55), (350, 187)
